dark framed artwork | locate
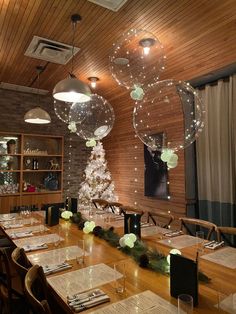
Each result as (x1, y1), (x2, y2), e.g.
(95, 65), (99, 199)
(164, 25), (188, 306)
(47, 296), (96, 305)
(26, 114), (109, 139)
(144, 132), (169, 199)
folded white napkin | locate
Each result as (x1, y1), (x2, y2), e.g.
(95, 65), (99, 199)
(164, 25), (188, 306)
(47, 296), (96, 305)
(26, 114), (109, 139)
(0, 216), (16, 222)
(164, 230), (183, 237)
(10, 231), (34, 239)
(3, 223), (24, 229)
(73, 295), (110, 312)
(204, 240), (224, 250)
(43, 262), (72, 275)
(67, 289), (110, 312)
(141, 223), (155, 228)
(23, 244), (48, 252)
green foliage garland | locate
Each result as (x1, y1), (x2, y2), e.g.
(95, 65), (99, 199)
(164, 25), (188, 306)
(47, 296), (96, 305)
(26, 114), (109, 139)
(70, 213), (210, 283)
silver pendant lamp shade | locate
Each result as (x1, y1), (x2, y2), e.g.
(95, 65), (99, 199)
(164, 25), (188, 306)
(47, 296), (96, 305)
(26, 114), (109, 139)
(53, 14), (91, 103)
(24, 107), (51, 124)
(24, 66), (51, 124)
(53, 75), (91, 103)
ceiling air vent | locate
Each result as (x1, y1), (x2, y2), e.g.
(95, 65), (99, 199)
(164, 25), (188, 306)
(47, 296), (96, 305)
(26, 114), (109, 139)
(0, 82), (48, 95)
(24, 36), (80, 65)
(88, 0), (128, 11)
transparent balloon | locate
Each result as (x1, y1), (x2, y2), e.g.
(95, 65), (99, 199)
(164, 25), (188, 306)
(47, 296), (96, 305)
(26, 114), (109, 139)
(73, 94), (115, 141)
(54, 100), (72, 123)
(133, 80), (204, 152)
(110, 29), (165, 97)
(54, 100), (87, 125)
(68, 101), (89, 125)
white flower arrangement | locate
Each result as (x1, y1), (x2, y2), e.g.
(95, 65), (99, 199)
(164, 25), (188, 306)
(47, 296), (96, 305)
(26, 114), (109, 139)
(61, 210), (73, 220)
(68, 121), (77, 133)
(161, 148), (178, 168)
(83, 221), (96, 234)
(119, 233), (137, 248)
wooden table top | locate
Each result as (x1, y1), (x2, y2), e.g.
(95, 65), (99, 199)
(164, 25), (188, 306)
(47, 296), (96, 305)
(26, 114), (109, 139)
(2, 211), (235, 313)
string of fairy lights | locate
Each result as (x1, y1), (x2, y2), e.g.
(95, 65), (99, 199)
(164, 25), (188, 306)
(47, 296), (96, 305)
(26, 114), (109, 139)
(66, 135), (73, 195)
(133, 133), (138, 207)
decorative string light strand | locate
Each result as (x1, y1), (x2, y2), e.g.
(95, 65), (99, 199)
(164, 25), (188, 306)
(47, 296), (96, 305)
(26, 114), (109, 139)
(66, 135), (73, 196)
(134, 133), (139, 208)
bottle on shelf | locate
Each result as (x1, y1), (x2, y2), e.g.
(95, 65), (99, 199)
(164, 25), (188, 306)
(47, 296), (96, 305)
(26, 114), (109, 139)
(32, 158), (39, 170)
(32, 158), (36, 170)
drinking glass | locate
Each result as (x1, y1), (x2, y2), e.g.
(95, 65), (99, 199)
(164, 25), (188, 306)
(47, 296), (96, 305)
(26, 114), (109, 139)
(89, 209), (94, 219)
(54, 226), (61, 248)
(76, 239), (85, 265)
(196, 231), (205, 253)
(103, 214), (110, 226)
(39, 224), (45, 234)
(30, 216), (35, 226)
(178, 294), (193, 314)
(113, 262), (126, 294)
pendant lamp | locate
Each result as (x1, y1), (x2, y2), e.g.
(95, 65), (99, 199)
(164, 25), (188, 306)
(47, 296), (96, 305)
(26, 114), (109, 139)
(24, 67), (51, 124)
(53, 14), (91, 103)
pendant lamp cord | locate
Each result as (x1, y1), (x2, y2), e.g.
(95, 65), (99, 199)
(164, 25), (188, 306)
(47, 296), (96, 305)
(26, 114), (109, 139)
(37, 69), (40, 106)
(71, 21), (76, 75)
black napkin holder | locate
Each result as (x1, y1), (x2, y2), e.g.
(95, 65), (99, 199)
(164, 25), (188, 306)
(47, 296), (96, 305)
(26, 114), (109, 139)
(124, 213), (141, 238)
(170, 253), (198, 306)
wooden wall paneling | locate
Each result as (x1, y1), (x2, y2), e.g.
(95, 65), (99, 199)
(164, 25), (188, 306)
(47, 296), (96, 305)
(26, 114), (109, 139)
(0, 195), (21, 214)
(103, 89), (186, 218)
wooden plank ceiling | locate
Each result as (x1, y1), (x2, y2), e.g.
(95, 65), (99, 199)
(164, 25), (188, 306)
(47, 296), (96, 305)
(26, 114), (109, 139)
(0, 0), (236, 98)
(1, 0), (236, 215)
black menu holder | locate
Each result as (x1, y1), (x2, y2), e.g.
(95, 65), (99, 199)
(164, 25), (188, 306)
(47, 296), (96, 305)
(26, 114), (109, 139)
(124, 213), (141, 238)
(45, 206), (60, 226)
(170, 253), (198, 306)
(43, 203), (64, 226)
(71, 198), (78, 213)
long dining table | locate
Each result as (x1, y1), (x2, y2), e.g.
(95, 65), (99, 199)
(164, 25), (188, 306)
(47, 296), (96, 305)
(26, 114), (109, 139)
(0, 210), (235, 313)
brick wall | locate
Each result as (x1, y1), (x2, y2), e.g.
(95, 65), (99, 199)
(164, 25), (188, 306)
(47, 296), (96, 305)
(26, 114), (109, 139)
(0, 89), (90, 199)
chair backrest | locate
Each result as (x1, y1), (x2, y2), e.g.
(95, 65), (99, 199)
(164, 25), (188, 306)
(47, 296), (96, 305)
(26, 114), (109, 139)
(92, 199), (109, 210)
(120, 206), (144, 216)
(11, 247), (31, 291)
(108, 202), (123, 214)
(216, 227), (236, 246)
(25, 265), (52, 314)
(147, 211), (174, 228)
(179, 217), (217, 240)
(0, 247), (12, 296)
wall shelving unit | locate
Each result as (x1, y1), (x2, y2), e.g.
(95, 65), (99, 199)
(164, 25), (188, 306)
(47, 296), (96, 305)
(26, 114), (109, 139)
(0, 132), (64, 213)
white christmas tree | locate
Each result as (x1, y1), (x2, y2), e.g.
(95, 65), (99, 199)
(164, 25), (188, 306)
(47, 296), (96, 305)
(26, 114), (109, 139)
(78, 141), (118, 209)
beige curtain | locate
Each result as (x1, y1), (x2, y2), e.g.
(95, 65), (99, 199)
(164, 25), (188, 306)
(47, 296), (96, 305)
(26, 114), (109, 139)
(196, 75), (236, 225)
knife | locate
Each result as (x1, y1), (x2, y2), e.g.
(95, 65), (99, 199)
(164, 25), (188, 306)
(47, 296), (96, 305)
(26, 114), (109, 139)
(69, 292), (106, 307)
(72, 295), (110, 312)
